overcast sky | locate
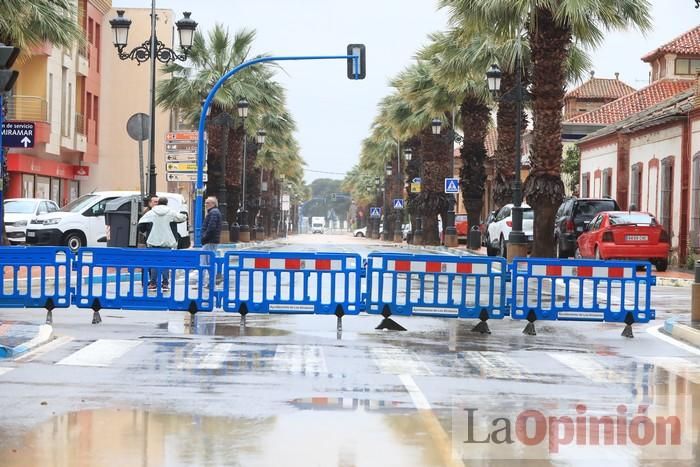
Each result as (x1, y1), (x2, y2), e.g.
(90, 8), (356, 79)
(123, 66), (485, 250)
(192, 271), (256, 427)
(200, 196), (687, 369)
(116, 0), (700, 183)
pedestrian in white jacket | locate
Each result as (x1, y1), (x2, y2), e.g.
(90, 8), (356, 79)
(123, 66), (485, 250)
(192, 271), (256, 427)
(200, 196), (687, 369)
(138, 197), (187, 290)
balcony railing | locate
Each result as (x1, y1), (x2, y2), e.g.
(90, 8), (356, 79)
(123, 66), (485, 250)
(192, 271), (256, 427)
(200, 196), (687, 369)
(75, 113), (85, 135)
(5, 95), (49, 122)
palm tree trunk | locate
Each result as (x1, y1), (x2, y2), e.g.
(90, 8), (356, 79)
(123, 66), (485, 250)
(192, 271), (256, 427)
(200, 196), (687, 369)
(459, 97), (490, 234)
(526, 7), (569, 258)
(418, 128), (452, 245)
(493, 70), (528, 208)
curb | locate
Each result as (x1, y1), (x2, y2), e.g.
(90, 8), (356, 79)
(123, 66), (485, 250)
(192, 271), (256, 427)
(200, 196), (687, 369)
(656, 277), (694, 288)
(663, 318), (700, 348)
(0, 324), (53, 359)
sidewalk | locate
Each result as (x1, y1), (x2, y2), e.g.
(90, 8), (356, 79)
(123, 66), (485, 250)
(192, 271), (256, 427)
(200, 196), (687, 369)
(664, 317), (700, 349)
(0, 321), (53, 359)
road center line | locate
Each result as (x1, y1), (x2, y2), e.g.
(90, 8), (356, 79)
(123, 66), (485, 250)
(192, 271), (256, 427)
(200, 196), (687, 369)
(398, 374), (431, 410)
(57, 339), (142, 367)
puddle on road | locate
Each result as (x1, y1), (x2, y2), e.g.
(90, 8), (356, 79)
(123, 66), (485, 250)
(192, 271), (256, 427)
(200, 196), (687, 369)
(0, 407), (450, 467)
(162, 318), (291, 337)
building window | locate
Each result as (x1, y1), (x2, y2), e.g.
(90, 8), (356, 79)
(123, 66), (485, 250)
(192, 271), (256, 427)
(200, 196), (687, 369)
(692, 154), (700, 237)
(48, 73), (53, 121)
(675, 58), (700, 75)
(95, 23), (101, 72)
(660, 157), (674, 235)
(22, 174), (34, 197)
(88, 17), (94, 44)
(581, 173), (590, 197)
(93, 95), (99, 144)
(630, 163), (643, 209)
(602, 168), (612, 198)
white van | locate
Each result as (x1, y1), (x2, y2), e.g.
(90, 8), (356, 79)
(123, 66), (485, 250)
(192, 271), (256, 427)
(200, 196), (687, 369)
(25, 191), (190, 252)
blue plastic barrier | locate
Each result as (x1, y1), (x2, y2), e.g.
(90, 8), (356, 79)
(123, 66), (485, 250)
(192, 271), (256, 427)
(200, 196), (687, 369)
(73, 248), (217, 311)
(0, 246), (72, 308)
(510, 257), (656, 323)
(365, 253), (508, 319)
(220, 251), (363, 315)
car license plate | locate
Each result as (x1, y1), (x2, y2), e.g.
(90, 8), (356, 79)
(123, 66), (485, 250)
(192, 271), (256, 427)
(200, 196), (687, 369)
(625, 235), (647, 241)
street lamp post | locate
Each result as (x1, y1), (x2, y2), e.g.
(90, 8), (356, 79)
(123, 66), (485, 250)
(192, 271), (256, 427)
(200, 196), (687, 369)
(237, 99), (250, 242)
(394, 140), (403, 243)
(254, 130), (266, 240)
(384, 162), (392, 241)
(404, 148), (423, 245)
(210, 111), (233, 242)
(487, 62), (528, 261)
(109, 6), (197, 196)
(431, 118), (459, 247)
(374, 177), (381, 240)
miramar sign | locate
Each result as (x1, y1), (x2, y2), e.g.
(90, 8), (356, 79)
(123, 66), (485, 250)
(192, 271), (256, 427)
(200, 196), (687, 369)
(1, 121), (35, 148)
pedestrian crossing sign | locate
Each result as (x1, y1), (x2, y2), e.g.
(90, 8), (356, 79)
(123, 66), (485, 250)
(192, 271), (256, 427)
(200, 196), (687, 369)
(370, 207), (382, 218)
(444, 178), (460, 193)
(393, 199), (404, 209)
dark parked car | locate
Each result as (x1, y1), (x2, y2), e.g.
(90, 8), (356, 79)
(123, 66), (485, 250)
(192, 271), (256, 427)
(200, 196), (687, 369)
(554, 197), (620, 258)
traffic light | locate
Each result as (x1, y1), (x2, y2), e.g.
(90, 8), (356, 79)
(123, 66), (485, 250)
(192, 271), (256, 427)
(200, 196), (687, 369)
(0, 44), (19, 92)
(346, 44), (365, 80)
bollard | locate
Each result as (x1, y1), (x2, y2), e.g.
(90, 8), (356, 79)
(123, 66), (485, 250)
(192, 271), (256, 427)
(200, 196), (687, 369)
(692, 260), (700, 323)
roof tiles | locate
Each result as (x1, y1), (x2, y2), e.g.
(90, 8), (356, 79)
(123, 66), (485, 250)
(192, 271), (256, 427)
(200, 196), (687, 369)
(565, 79), (695, 125)
(642, 25), (700, 62)
(565, 77), (635, 100)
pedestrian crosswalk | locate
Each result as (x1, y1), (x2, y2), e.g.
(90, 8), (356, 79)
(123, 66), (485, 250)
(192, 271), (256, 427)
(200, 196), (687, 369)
(3, 338), (699, 393)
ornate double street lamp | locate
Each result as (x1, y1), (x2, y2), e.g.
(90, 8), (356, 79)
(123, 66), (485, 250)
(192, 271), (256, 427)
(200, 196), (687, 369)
(109, 5), (197, 196)
(486, 62), (528, 260)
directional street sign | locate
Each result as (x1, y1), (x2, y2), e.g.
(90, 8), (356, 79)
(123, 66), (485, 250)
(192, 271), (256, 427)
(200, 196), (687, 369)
(166, 131), (198, 142)
(410, 179), (421, 193)
(166, 172), (208, 182)
(370, 207), (382, 218)
(393, 199), (404, 209)
(165, 142), (198, 153)
(1, 121), (34, 148)
(166, 152), (197, 162)
(445, 177), (460, 194)
(166, 162), (207, 172)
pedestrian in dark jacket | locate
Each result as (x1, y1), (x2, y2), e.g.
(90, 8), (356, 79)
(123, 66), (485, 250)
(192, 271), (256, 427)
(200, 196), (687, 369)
(202, 196), (223, 285)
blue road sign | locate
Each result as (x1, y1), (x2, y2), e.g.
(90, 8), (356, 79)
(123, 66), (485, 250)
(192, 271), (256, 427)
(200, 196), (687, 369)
(370, 207), (382, 218)
(1, 121), (34, 148)
(445, 177), (460, 194)
(393, 199), (404, 209)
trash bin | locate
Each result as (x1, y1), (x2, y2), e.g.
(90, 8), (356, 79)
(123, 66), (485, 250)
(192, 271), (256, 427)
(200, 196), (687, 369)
(468, 225), (482, 250)
(229, 223), (240, 243)
(105, 195), (142, 247)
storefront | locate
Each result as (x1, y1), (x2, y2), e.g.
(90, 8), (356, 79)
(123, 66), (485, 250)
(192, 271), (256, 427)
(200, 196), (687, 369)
(5, 153), (89, 207)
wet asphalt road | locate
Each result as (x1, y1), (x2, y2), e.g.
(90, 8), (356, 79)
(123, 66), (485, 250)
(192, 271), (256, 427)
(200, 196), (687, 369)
(0, 233), (699, 466)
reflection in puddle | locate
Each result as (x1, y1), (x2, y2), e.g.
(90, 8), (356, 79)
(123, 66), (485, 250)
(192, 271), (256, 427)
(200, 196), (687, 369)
(164, 317), (290, 337)
(0, 408), (449, 467)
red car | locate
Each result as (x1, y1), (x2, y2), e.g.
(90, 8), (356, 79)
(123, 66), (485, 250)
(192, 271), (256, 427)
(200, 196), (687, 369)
(455, 214), (468, 243)
(576, 211), (670, 271)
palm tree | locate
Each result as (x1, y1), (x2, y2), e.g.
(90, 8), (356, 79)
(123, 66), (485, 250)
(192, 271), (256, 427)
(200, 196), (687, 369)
(157, 25), (302, 229)
(441, 0), (651, 257)
(0, 0), (82, 49)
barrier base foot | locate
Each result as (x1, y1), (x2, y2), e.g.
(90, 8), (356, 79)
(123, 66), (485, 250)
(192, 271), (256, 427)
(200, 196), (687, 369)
(375, 318), (407, 331)
(472, 320), (491, 334)
(92, 310), (102, 325)
(621, 324), (634, 338)
(523, 322), (536, 336)
(45, 310), (53, 325)
(337, 316), (343, 333)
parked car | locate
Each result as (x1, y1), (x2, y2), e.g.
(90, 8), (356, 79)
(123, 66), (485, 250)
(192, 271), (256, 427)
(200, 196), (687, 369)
(486, 203), (534, 257)
(576, 211), (670, 271)
(354, 224), (383, 237)
(25, 191), (190, 252)
(455, 214), (468, 243)
(554, 197), (620, 258)
(3, 198), (60, 245)
(481, 210), (497, 247)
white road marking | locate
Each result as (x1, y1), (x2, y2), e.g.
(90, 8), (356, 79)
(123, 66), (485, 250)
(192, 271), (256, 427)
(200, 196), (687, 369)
(57, 339), (141, 367)
(399, 374), (431, 410)
(15, 336), (74, 362)
(273, 345), (327, 374)
(548, 353), (629, 384)
(647, 325), (700, 356)
(461, 351), (532, 380)
(178, 342), (217, 370)
(371, 347), (434, 376)
(0, 367), (13, 377)
(199, 343), (235, 370)
(640, 356), (700, 384)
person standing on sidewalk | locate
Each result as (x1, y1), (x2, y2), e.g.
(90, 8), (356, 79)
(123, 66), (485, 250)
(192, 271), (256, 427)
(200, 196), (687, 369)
(202, 196), (223, 285)
(138, 197), (187, 291)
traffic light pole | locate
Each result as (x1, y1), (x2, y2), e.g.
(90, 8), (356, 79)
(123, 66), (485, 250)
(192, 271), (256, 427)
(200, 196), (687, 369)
(193, 49), (364, 247)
